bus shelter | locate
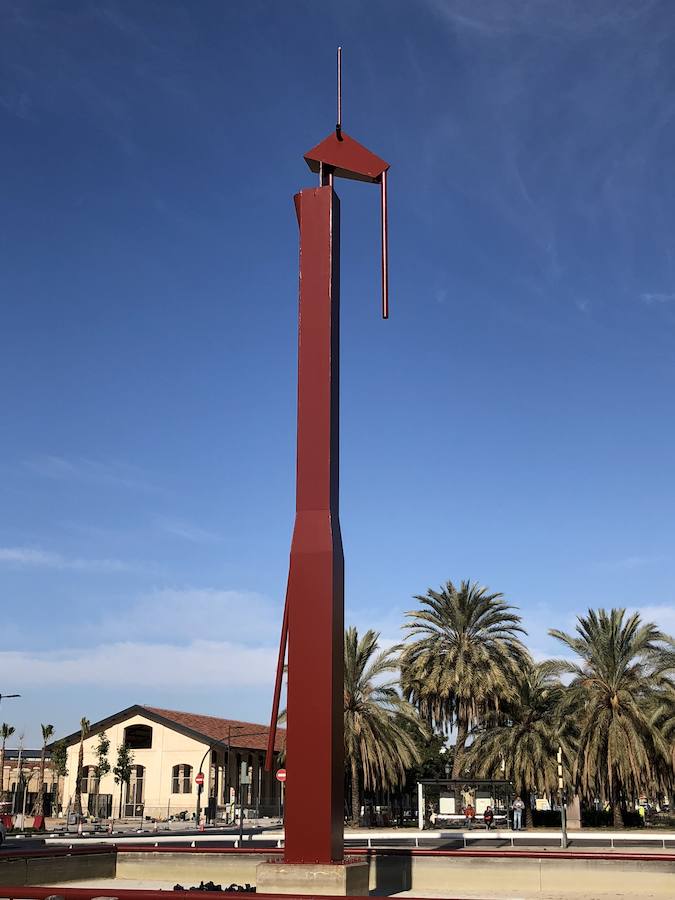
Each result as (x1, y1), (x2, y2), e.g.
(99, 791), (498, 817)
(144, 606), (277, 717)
(417, 778), (514, 830)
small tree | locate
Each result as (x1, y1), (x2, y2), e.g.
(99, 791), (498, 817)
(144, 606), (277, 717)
(31, 724), (54, 818)
(72, 718), (90, 816)
(93, 731), (111, 818)
(50, 740), (68, 817)
(113, 745), (134, 819)
(0, 724), (15, 801)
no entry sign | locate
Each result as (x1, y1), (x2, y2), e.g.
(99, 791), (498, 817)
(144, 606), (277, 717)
(276, 769), (286, 783)
(195, 772), (205, 786)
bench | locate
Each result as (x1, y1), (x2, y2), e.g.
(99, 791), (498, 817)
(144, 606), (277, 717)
(430, 813), (508, 829)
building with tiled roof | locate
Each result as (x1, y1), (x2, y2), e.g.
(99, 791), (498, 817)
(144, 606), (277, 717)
(54, 704), (284, 821)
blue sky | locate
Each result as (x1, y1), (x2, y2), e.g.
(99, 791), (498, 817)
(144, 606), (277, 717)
(2, 0), (675, 745)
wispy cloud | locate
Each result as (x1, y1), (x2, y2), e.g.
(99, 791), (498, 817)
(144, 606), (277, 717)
(640, 292), (675, 304)
(0, 640), (276, 688)
(92, 587), (280, 645)
(154, 516), (220, 544)
(24, 455), (160, 493)
(598, 554), (665, 571)
(425, 1), (659, 38)
(631, 604), (675, 635)
(0, 546), (144, 574)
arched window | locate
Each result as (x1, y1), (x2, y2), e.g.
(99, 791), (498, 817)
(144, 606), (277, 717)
(124, 724), (153, 749)
(171, 764), (193, 794)
(79, 765), (98, 795)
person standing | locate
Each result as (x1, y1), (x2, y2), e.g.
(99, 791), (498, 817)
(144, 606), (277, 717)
(512, 796), (525, 831)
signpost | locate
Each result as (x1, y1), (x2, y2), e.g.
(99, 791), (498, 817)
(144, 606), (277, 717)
(194, 771), (206, 832)
(276, 769), (286, 820)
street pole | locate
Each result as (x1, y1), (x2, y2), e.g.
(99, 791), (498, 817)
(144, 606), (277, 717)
(13, 739), (24, 817)
(557, 746), (568, 849)
(195, 746), (211, 828)
(239, 783), (244, 844)
(226, 726), (231, 824)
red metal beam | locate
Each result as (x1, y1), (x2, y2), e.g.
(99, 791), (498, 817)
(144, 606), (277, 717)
(284, 185), (344, 865)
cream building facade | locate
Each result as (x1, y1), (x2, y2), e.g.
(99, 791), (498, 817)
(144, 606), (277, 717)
(56, 705), (284, 820)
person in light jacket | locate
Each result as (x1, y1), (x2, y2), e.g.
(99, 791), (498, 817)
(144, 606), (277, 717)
(512, 796), (525, 831)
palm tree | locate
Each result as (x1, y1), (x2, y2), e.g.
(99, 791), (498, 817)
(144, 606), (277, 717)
(401, 580), (528, 782)
(465, 662), (571, 827)
(550, 608), (674, 828)
(72, 717), (90, 816)
(31, 724), (54, 818)
(50, 740), (68, 818)
(0, 724), (15, 801)
(345, 627), (426, 826)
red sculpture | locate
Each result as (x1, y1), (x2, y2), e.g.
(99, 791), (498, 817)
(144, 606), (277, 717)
(266, 49), (389, 865)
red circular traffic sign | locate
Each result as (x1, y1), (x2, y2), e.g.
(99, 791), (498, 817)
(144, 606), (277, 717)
(195, 772), (205, 786)
(276, 769), (286, 783)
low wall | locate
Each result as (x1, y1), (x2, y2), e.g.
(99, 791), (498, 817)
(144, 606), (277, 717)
(0, 850), (116, 887)
(115, 849), (675, 898)
(371, 853), (675, 897)
(116, 850), (263, 888)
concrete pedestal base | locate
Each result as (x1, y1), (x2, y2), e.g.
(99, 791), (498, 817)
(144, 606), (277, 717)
(567, 796), (581, 830)
(256, 859), (369, 896)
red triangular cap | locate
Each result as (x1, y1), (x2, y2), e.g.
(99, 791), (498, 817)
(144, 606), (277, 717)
(304, 131), (389, 184)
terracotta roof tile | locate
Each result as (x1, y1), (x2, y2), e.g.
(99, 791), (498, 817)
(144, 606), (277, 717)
(143, 706), (285, 752)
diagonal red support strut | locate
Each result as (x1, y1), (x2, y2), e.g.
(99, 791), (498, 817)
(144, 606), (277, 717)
(265, 591), (288, 772)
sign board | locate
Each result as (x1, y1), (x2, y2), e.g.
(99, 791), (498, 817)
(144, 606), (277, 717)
(195, 772), (205, 786)
(276, 769), (286, 783)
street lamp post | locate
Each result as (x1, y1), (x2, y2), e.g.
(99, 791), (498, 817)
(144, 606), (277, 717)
(195, 746), (211, 829)
(194, 728), (235, 829)
(0, 694), (21, 705)
(557, 746), (568, 849)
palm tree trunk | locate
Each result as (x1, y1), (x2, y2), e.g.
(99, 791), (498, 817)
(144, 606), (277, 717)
(451, 717), (469, 811)
(73, 740), (84, 816)
(519, 786), (530, 829)
(612, 803), (623, 829)
(32, 749), (46, 816)
(451, 718), (469, 779)
(350, 756), (361, 828)
(611, 776), (623, 829)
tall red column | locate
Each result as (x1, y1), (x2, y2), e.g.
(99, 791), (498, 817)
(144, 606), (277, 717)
(284, 185), (344, 864)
